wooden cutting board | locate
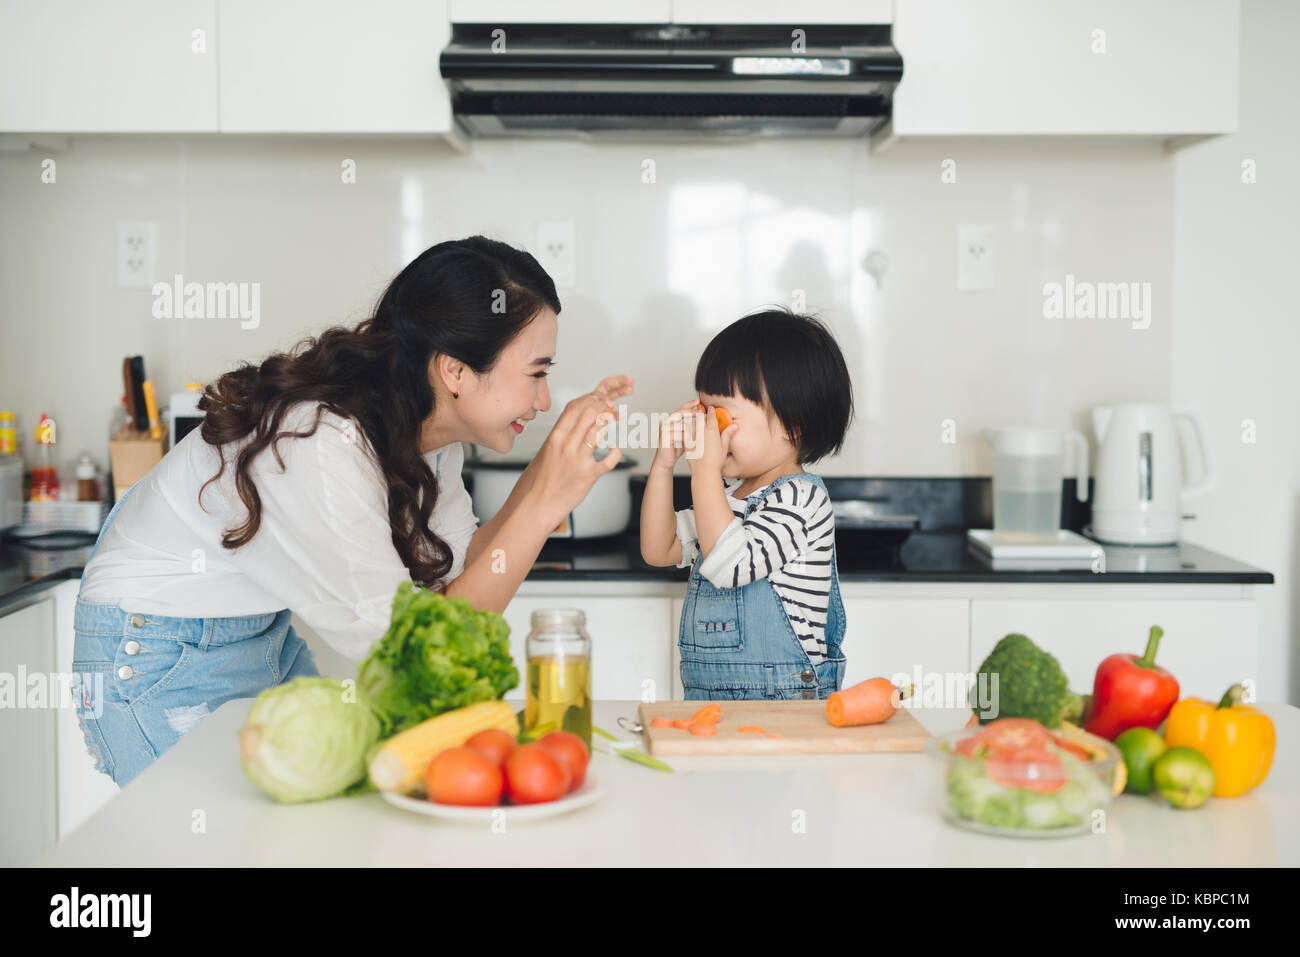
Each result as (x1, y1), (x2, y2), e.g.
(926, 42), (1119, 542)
(637, 700), (931, 756)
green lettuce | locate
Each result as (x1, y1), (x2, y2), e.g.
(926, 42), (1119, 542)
(358, 582), (519, 734)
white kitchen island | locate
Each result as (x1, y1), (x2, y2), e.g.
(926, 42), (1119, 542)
(32, 699), (1299, 868)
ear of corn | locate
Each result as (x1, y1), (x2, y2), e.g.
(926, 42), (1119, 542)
(367, 699), (519, 794)
(1059, 721), (1127, 795)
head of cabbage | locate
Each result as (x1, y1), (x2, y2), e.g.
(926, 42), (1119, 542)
(238, 676), (382, 803)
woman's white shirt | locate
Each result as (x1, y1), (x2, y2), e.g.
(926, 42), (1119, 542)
(77, 401), (479, 663)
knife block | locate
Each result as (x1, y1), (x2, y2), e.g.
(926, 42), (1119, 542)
(109, 424), (167, 501)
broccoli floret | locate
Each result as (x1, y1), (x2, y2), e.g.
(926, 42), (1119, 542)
(975, 633), (1085, 729)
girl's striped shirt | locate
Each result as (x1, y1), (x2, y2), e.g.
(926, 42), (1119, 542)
(675, 475), (836, 662)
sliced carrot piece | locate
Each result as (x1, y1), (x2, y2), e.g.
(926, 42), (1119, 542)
(691, 704), (722, 725)
(736, 726), (767, 734)
(688, 722), (718, 736)
(672, 719), (692, 730)
(649, 716), (673, 729)
(766, 733), (782, 738)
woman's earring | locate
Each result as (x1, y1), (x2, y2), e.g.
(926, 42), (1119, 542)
(452, 392), (459, 399)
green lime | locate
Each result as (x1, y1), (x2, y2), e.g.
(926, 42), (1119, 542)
(1152, 747), (1215, 809)
(1115, 727), (1168, 794)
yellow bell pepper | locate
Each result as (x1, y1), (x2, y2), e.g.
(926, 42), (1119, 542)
(1164, 684), (1275, 797)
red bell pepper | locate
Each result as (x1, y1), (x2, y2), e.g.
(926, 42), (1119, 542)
(1084, 625), (1180, 741)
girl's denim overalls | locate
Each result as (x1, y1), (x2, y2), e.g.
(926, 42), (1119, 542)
(679, 472), (847, 700)
(72, 478), (318, 787)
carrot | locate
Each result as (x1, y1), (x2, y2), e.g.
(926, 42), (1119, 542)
(689, 722), (718, 736)
(672, 719), (692, 730)
(649, 716), (674, 729)
(714, 407), (733, 432)
(964, 713), (980, 728)
(766, 733), (782, 738)
(691, 704), (722, 725)
(826, 678), (914, 727)
(736, 726), (767, 734)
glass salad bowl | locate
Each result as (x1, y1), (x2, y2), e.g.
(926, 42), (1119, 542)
(927, 719), (1121, 838)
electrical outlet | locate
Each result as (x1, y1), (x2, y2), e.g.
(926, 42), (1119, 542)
(117, 220), (158, 288)
(536, 221), (575, 288)
(957, 223), (994, 291)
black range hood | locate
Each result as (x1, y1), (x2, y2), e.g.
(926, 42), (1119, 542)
(439, 22), (903, 139)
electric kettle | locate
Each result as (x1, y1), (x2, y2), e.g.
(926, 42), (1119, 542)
(1091, 404), (1214, 545)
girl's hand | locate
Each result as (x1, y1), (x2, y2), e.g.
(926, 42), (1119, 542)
(525, 376), (633, 525)
(652, 398), (702, 472)
(684, 404), (737, 475)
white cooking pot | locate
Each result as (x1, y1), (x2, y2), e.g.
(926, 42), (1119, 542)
(466, 454), (638, 539)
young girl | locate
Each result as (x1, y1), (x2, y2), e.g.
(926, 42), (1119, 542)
(640, 308), (855, 701)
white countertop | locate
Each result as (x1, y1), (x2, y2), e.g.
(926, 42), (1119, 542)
(34, 700), (1299, 867)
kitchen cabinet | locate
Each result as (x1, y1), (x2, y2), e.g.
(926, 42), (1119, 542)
(219, 0), (453, 133)
(447, 2), (889, 25)
(0, 591), (57, 865)
(671, 1), (892, 23)
(502, 591), (675, 704)
(0, 0), (219, 133)
(516, 579), (1261, 712)
(971, 595), (1258, 706)
(448, 1), (672, 22)
(888, 0), (1240, 142)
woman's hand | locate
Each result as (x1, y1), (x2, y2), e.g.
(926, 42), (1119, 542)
(652, 398), (703, 473)
(525, 375), (635, 526)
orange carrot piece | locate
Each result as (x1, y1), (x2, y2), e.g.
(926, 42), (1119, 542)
(672, 719), (692, 730)
(691, 704), (722, 725)
(688, 722), (718, 736)
(766, 733), (782, 738)
(736, 726), (767, 734)
(714, 408), (733, 432)
(649, 716), (673, 729)
(826, 677), (911, 727)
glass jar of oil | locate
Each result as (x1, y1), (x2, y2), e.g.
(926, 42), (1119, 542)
(525, 608), (591, 750)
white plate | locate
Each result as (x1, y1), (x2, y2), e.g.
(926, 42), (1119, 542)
(380, 775), (604, 823)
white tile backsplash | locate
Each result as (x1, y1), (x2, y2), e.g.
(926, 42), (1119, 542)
(1, 134), (1174, 480)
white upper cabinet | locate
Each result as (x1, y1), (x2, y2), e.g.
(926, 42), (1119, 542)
(446, 2), (890, 24)
(447, 1), (672, 22)
(0, 0), (219, 133)
(891, 0), (1240, 137)
(671, 1), (892, 23)
(219, 0), (451, 133)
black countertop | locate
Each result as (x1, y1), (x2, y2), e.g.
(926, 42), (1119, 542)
(1, 470), (1274, 610)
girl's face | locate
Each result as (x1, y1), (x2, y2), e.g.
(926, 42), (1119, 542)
(697, 390), (797, 480)
(459, 308), (557, 453)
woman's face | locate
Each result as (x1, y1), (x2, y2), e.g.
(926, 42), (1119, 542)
(698, 390), (796, 480)
(461, 307), (557, 454)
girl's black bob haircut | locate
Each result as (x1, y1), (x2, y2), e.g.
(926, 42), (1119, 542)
(694, 307), (854, 466)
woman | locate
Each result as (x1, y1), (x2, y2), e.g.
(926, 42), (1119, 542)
(73, 236), (631, 787)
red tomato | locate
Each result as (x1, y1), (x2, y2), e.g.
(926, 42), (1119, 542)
(537, 731), (590, 791)
(505, 743), (571, 804)
(425, 747), (504, 806)
(465, 728), (518, 768)
(975, 718), (1052, 754)
(986, 746), (1068, 794)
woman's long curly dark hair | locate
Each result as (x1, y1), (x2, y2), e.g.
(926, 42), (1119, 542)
(197, 236), (560, 588)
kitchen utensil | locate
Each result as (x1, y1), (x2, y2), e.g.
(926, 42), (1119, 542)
(635, 700), (930, 755)
(121, 358), (139, 433)
(1091, 403), (1214, 545)
(128, 356), (148, 432)
(379, 774), (604, 822)
(468, 454), (637, 539)
(141, 380), (162, 440)
(984, 427), (1088, 544)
